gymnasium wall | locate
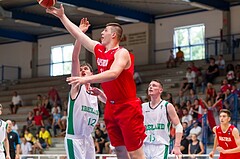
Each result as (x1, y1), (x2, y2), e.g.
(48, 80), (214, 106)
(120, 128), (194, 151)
(0, 6), (239, 78)
(155, 10), (223, 63)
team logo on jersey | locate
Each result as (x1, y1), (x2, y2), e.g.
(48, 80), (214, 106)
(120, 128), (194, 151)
(219, 136), (232, 142)
(97, 58), (108, 67)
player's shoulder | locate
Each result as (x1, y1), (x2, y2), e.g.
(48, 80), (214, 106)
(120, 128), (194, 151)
(142, 102), (149, 107)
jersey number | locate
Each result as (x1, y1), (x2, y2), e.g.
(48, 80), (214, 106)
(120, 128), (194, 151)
(88, 118), (96, 127)
(150, 134), (156, 142)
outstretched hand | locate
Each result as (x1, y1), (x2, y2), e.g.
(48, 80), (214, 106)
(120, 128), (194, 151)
(66, 76), (87, 88)
(79, 18), (91, 33)
(87, 87), (103, 96)
(46, 4), (65, 18)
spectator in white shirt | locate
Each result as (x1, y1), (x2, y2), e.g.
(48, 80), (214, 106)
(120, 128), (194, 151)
(181, 107), (193, 127)
(9, 91), (22, 114)
(188, 120), (202, 141)
(20, 137), (32, 158)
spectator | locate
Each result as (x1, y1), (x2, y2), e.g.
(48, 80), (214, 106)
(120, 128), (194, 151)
(34, 94), (42, 107)
(215, 54), (225, 75)
(33, 110), (44, 131)
(9, 91), (22, 114)
(133, 71), (143, 85)
(60, 110), (67, 133)
(188, 120), (202, 141)
(205, 82), (216, 104)
(52, 108), (63, 137)
(188, 134), (204, 159)
(42, 95), (51, 112)
(51, 102), (61, 114)
(166, 92), (174, 104)
(94, 128), (105, 154)
(175, 46), (184, 65)
(175, 90), (187, 107)
(220, 79), (232, 94)
(180, 67), (196, 93)
(188, 61), (202, 85)
(48, 87), (61, 107)
(166, 49), (176, 68)
(181, 107), (193, 127)
(180, 134), (189, 159)
(20, 137), (32, 158)
(39, 126), (52, 147)
(226, 63), (235, 84)
(204, 58), (219, 84)
(6, 120), (21, 159)
(11, 120), (19, 134)
(26, 111), (35, 129)
(235, 64), (240, 82)
(34, 134), (46, 154)
(187, 89), (198, 104)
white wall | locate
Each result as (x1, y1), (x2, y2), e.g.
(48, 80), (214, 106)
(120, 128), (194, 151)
(38, 34), (87, 76)
(231, 5), (240, 34)
(155, 10), (223, 63)
(0, 42), (32, 78)
(92, 22), (149, 66)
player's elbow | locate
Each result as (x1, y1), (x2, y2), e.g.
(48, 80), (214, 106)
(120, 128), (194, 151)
(109, 71), (120, 80)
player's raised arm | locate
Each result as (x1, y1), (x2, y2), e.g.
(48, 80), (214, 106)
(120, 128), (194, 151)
(46, 4), (99, 53)
(66, 48), (130, 86)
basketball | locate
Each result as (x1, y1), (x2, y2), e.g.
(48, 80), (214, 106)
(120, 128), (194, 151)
(37, 0), (56, 8)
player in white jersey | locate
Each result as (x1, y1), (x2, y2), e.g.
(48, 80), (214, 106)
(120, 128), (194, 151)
(142, 79), (183, 159)
(65, 18), (107, 159)
(0, 104), (11, 159)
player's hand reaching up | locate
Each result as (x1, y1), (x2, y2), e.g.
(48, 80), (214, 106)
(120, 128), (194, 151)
(79, 18), (91, 33)
(46, 4), (65, 18)
(66, 76), (87, 87)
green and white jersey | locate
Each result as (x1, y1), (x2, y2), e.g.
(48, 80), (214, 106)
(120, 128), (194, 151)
(142, 100), (171, 145)
(0, 119), (7, 152)
(66, 85), (99, 137)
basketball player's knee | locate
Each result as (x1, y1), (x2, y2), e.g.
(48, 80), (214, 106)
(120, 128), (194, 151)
(115, 146), (129, 158)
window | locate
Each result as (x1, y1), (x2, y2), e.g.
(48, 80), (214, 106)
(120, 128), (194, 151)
(51, 44), (73, 76)
(174, 24), (205, 61)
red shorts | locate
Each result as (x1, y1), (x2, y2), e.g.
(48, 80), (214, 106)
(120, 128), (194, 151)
(104, 98), (146, 151)
(219, 153), (240, 159)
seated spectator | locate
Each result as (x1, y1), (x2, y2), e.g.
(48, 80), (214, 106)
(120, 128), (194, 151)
(42, 95), (52, 112)
(175, 90), (187, 107)
(187, 89), (198, 104)
(188, 61), (202, 85)
(166, 49), (176, 68)
(188, 120), (202, 141)
(205, 82), (216, 104)
(204, 57), (219, 85)
(20, 137), (32, 157)
(180, 67), (196, 93)
(226, 63), (235, 84)
(133, 71), (142, 85)
(180, 134), (189, 157)
(52, 108), (63, 137)
(231, 84), (240, 97)
(235, 64), (240, 82)
(188, 134), (204, 158)
(94, 128), (105, 154)
(48, 86), (61, 107)
(39, 126), (52, 147)
(24, 128), (43, 154)
(12, 120), (19, 134)
(220, 79), (232, 94)
(33, 110), (44, 131)
(215, 54), (225, 75)
(35, 134), (46, 154)
(175, 46), (184, 65)
(181, 107), (193, 127)
(51, 102), (61, 114)
(34, 94), (42, 107)
(61, 110), (67, 132)
(26, 111), (35, 129)
(9, 91), (22, 114)
(166, 93), (174, 104)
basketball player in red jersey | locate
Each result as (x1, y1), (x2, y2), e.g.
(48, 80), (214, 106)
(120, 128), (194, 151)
(46, 4), (146, 159)
(209, 109), (240, 159)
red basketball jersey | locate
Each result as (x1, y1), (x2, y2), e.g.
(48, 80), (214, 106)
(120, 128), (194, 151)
(94, 44), (136, 102)
(216, 124), (240, 158)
